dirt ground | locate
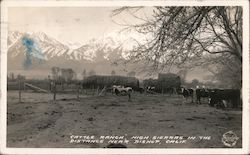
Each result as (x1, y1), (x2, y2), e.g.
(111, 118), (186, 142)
(7, 91), (242, 148)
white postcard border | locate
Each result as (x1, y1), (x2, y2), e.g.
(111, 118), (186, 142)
(1, 0), (249, 154)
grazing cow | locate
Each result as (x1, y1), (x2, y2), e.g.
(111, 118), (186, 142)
(196, 88), (210, 104)
(209, 89), (241, 108)
(180, 87), (194, 103)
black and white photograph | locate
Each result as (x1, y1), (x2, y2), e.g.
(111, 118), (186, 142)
(0, 0), (249, 154)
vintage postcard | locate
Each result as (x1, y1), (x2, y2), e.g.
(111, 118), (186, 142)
(0, 0), (249, 154)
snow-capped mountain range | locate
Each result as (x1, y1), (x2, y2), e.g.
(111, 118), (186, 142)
(8, 31), (127, 62)
(7, 31), (135, 78)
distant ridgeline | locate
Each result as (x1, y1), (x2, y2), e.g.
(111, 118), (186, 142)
(82, 75), (140, 89)
(143, 73), (181, 93)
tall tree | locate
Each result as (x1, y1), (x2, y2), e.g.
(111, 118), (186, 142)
(112, 6), (242, 87)
(61, 68), (76, 82)
(10, 73), (15, 80)
(51, 67), (60, 80)
(82, 69), (87, 80)
(191, 79), (200, 88)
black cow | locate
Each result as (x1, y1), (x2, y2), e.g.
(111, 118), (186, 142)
(209, 89), (241, 108)
(196, 88), (210, 104)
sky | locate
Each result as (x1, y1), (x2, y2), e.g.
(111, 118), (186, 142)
(8, 7), (149, 45)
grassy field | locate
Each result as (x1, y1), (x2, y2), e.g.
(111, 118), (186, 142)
(7, 90), (242, 148)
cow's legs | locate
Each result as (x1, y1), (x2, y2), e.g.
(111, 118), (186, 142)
(115, 89), (120, 96)
(128, 92), (131, 102)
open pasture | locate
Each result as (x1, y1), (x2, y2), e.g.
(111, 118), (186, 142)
(7, 91), (242, 148)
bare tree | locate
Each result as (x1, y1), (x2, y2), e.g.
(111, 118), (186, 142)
(82, 69), (87, 80)
(17, 74), (26, 80)
(191, 79), (200, 88)
(51, 67), (60, 80)
(112, 6), (242, 87)
(8, 72), (15, 80)
(61, 68), (76, 82)
(201, 53), (241, 88)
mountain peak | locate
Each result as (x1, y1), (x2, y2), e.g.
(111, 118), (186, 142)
(8, 30), (128, 62)
(33, 31), (48, 42)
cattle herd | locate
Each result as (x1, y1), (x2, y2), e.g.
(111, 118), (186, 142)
(111, 85), (241, 109)
(175, 87), (241, 109)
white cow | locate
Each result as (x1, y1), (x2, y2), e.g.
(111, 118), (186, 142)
(112, 85), (132, 95)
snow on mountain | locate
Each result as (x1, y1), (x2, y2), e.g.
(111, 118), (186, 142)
(8, 31), (70, 60)
(73, 35), (125, 62)
(29, 32), (70, 58)
(8, 31), (23, 48)
(7, 31), (144, 78)
(7, 31), (129, 63)
(65, 41), (83, 50)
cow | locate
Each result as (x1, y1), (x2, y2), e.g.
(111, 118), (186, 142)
(178, 87), (194, 103)
(112, 85), (132, 96)
(196, 88), (210, 104)
(209, 89), (241, 108)
(146, 86), (155, 91)
(145, 86), (156, 94)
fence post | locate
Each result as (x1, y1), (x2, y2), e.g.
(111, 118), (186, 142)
(80, 83), (83, 94)
(53, 81), (57, 101)
(96, 86), (99, 96)
(128, 91), (131, 102)
(84, 85), (87, 95)
(92, 85), (95, 96)
(23, 82), (26, 92)
(48, 78), (51, 92)
(18, 76), (21, 103)
(162, 86), (165, 95)
(77, 83), (80, 99)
